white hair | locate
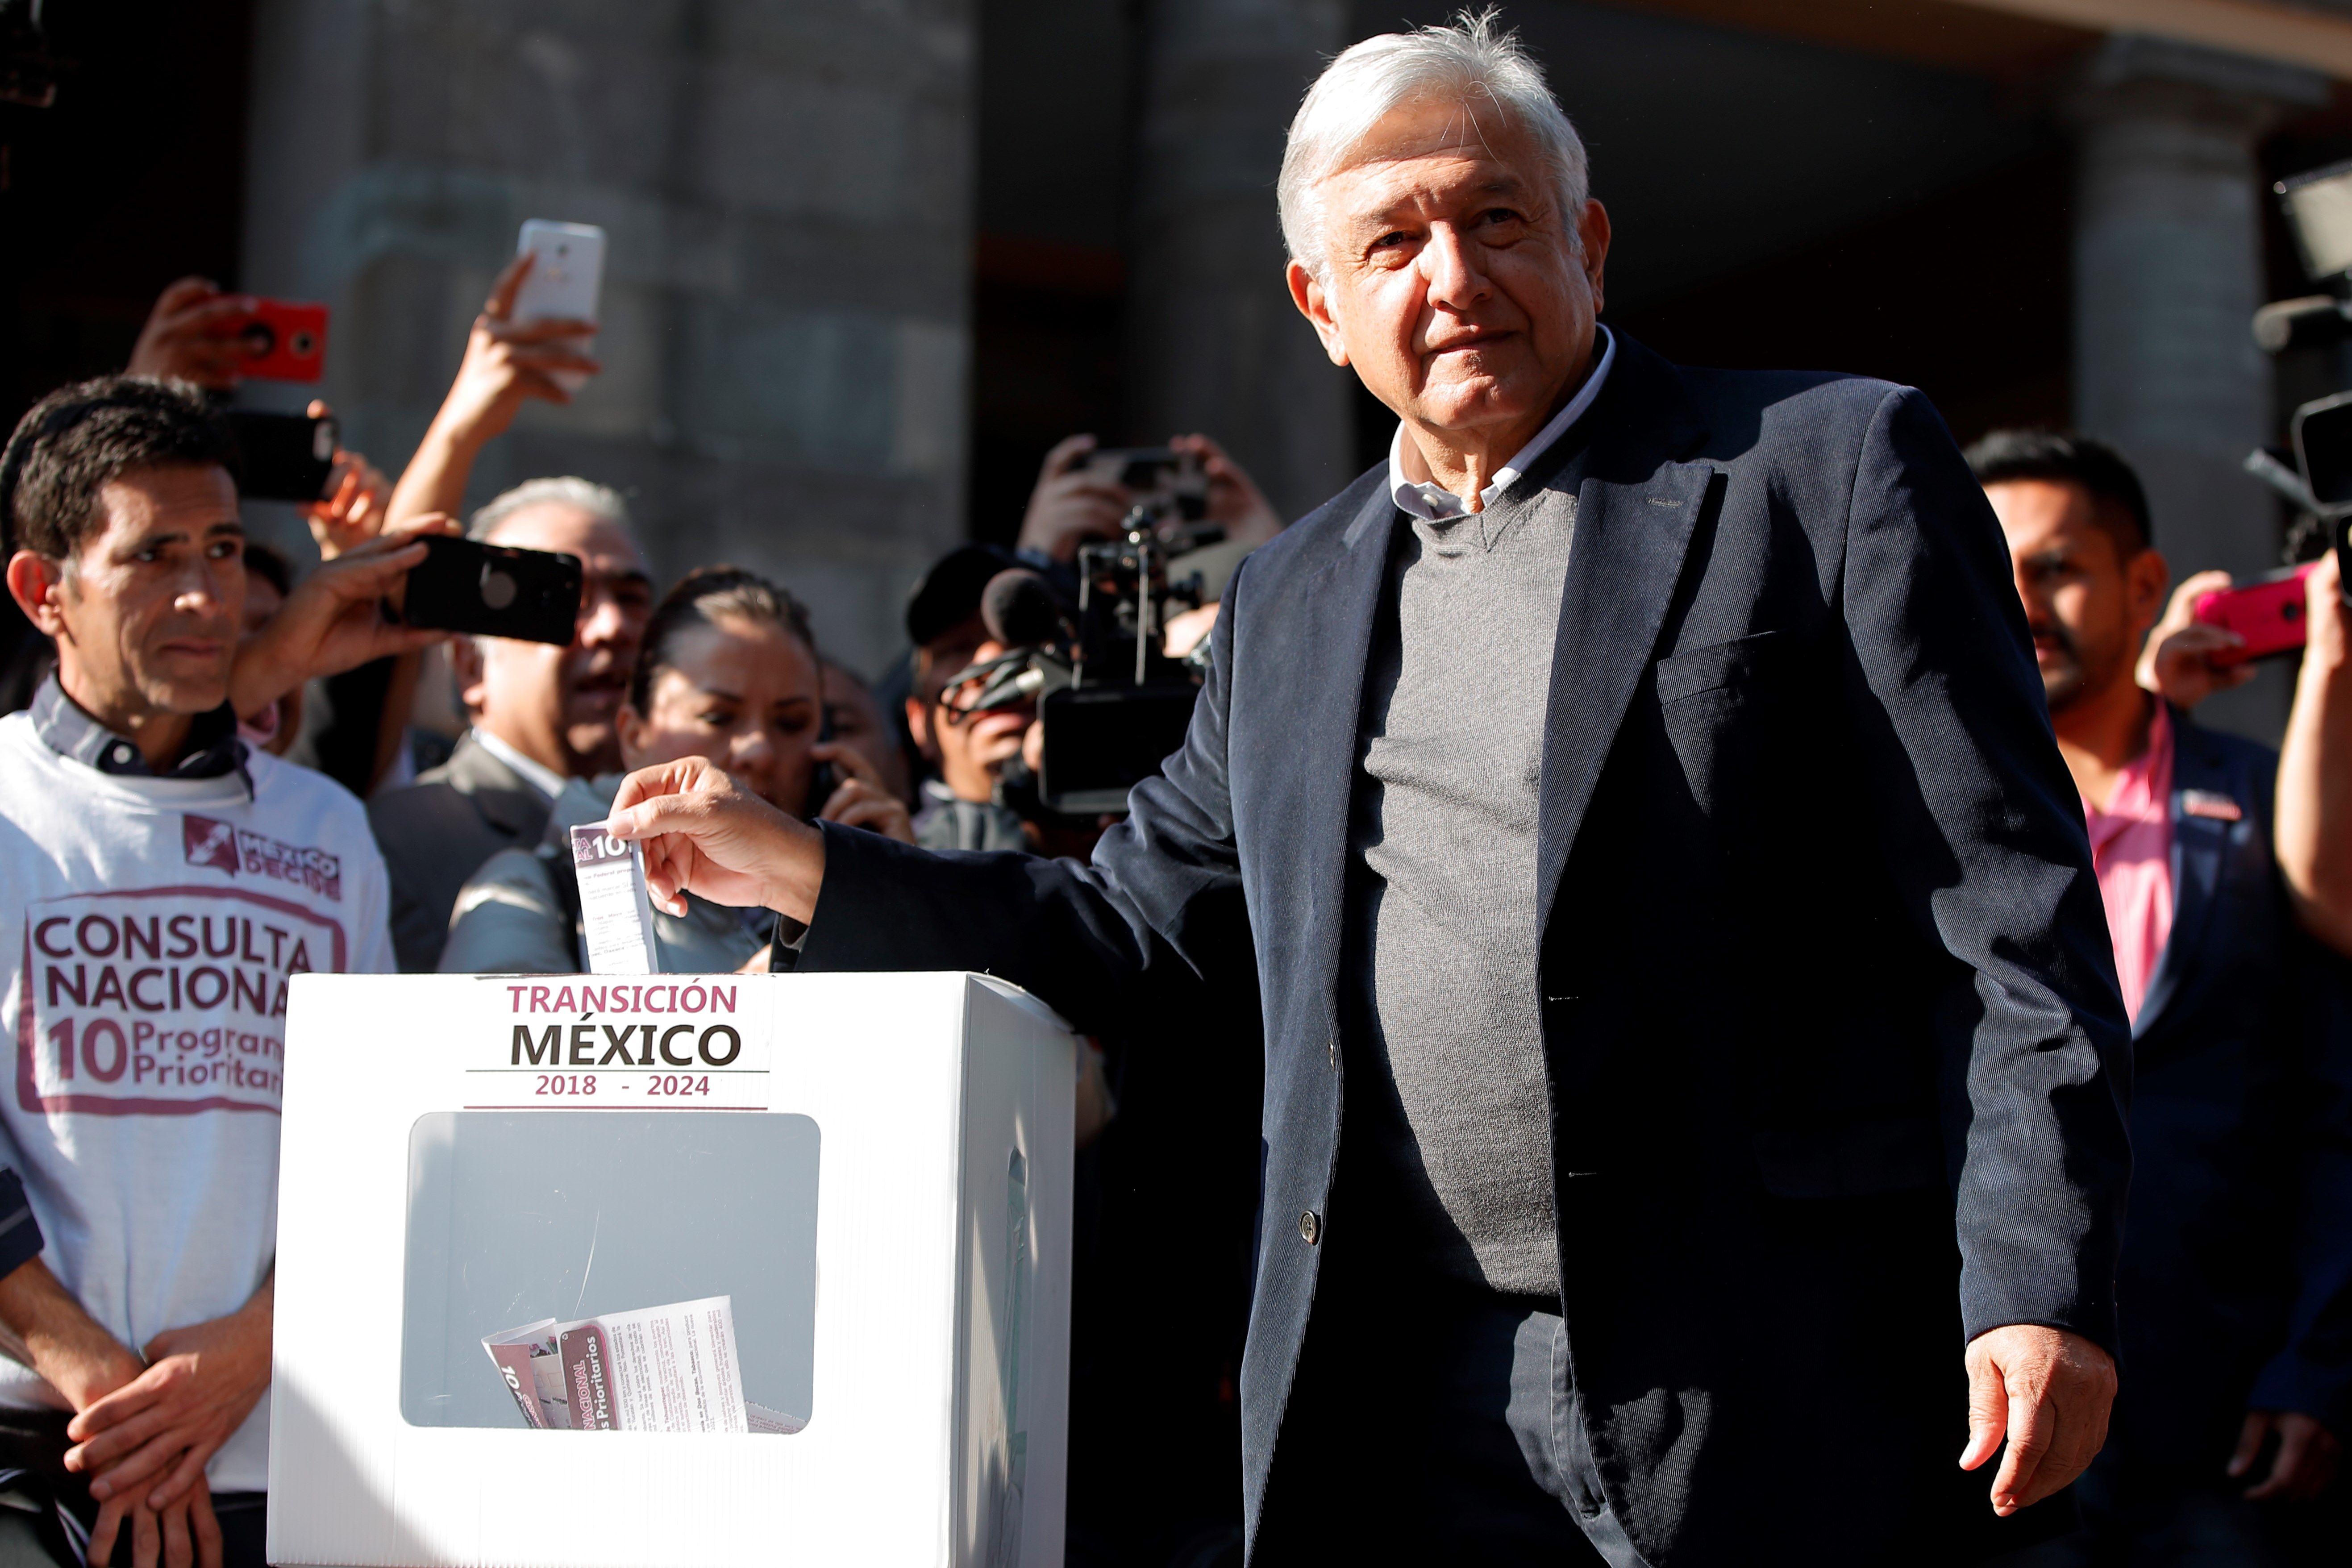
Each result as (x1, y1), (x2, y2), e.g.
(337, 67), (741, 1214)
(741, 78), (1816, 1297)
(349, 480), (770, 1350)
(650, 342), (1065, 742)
(467, 475), (635, 541)
(1277, 8), (1589, 282)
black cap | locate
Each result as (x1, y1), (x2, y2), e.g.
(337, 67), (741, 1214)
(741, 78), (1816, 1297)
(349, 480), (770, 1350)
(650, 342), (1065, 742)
(905, 543), (1021, 647)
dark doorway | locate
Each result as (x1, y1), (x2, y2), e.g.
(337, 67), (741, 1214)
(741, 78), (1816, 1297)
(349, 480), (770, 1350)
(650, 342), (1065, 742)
(0, 0), (254, 430)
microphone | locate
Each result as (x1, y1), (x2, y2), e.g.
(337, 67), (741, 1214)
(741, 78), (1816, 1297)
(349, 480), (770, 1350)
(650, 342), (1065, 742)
(981, 569), (1065, 649)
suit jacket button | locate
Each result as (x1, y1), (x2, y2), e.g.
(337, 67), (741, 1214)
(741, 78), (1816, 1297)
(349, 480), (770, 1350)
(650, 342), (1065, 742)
(1299, 1210), (1321, 1245)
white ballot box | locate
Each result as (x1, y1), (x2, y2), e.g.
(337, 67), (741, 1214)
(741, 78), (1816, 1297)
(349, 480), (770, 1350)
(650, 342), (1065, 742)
(268, 971), (1075, 1568)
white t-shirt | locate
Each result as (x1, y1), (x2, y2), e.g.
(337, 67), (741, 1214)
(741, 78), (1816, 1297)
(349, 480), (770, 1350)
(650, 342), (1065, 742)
(0, 712), (395, 1492)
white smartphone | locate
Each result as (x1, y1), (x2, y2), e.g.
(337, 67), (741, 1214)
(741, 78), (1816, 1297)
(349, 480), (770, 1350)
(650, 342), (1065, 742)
(512, 220), (605, 392)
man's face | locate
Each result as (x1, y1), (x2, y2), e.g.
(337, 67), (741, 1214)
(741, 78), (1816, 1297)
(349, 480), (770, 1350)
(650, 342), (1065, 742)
(1987, 478), (2166, 715)
(459, 503), (653, 776)
(1290, 98), (1607, 442)
(905, 615), (1033, 803)
(27, 464), (245, 724)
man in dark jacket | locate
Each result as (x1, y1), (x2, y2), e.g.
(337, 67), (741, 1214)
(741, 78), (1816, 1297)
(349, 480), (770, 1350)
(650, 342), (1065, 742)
(605, 16), (2129, 1565)
(1978, 429), (2352, 1564)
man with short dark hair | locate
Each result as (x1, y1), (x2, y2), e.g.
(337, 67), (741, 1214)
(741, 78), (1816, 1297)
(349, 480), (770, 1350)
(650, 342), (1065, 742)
(1973, 428), (2352, 1565)
(0, 376), (431, 1568)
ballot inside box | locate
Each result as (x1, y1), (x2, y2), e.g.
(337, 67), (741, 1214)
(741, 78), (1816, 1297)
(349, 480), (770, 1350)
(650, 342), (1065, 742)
(269, 970), (1074, 1568)
(401, 1110), (820, 1435)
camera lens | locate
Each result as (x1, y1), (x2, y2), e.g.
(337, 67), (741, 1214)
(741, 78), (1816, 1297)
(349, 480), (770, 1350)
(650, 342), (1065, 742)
(479, 567), (518, 610)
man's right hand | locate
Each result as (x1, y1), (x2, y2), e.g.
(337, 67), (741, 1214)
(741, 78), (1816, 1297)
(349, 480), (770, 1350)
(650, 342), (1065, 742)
(125, 279), (254, 391)
(433, 252), (599, 447)
(608, 757), (826, 922)
(2137, 569), (2254, 709)
(383, 253), (598, 530)
(228, 520), (456, 716)
(1017, 435), (1133, 563)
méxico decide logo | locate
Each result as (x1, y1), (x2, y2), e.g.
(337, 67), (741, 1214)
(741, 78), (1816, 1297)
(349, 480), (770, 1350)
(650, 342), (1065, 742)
(183, 813), (343, 901)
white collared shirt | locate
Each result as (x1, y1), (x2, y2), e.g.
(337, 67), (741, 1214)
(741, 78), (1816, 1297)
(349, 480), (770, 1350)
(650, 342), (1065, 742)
(1386, 325), (1618, 521)
(469, 726), (569, 802)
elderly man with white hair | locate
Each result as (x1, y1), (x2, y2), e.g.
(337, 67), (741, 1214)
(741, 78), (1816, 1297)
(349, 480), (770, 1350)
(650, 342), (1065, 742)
(605, 12), (2129, 1563)
(366, 476), (655, 970)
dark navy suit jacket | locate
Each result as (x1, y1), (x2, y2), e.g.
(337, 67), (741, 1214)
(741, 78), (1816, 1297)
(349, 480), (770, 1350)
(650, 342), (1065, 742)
(800, 336), (2133, 1564)
(2105, 712), (2352, 1476)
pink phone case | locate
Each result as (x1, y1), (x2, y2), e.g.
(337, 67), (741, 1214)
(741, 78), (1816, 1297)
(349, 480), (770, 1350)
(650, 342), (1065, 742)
(2193, 562), (2320, 666)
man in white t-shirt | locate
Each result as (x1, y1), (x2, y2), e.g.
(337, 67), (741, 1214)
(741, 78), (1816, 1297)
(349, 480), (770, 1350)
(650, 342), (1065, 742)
(0, 377), (435, 1568)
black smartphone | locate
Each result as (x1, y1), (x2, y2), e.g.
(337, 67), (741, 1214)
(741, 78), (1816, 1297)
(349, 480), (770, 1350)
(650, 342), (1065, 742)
(803, 709), (839, 819)
(226, 411), (337, 502)
(398, 535), (583, 645)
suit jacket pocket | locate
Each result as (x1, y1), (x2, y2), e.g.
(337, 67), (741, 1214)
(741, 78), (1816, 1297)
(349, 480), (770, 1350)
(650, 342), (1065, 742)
(1753, 1117), (1944, 1198)
(1655, 629), (1781, 705)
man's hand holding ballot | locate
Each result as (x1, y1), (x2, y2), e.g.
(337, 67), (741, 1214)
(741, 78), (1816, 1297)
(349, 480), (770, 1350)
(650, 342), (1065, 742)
(608, 757), (825, 922)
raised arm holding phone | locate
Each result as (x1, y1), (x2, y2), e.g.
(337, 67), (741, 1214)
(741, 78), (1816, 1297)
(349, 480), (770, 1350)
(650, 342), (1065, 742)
(384, 248), (601, 532)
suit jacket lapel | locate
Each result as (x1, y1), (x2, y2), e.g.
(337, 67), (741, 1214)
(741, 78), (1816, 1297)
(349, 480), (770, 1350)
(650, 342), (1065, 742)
(1280, 482), (1399, 1026)
(2135, 714), (2227, 1039)
(1536, 351), (1714, 937)
(449, 733), (553, 839)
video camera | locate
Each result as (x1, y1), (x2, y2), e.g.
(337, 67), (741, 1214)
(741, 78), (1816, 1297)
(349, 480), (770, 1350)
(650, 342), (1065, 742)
(2246, 161), (2352, 597)
(940, 448), (1219, 818)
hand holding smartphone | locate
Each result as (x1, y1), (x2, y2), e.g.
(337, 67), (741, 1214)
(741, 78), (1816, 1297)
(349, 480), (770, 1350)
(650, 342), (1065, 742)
(2193, 562), (2322, 666)
(395, 536), (583, 645)
(512, 220), (605, 395)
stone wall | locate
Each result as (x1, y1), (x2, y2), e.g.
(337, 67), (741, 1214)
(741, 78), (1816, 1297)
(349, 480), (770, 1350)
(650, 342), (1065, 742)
(239, 0), (975, 679)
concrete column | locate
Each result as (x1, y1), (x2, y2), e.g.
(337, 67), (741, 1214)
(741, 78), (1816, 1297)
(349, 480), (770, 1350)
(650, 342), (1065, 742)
(2069, 34), (2327, 738)
(238, 0), (975, 679)
(1125, 0), (1355, 522)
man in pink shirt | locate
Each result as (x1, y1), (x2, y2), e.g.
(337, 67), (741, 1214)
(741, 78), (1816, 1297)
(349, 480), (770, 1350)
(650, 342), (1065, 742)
(1975, 429), (2352, 1564)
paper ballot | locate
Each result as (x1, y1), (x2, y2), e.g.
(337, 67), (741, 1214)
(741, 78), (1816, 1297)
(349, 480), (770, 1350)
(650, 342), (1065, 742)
(570, 825), (659, 975)
(482, 1294), (805, 1434)
(482, 1319), (571, 1429)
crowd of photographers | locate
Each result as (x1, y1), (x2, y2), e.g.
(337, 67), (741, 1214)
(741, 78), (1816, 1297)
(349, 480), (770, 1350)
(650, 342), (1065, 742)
(5, 260), (2352, 1567)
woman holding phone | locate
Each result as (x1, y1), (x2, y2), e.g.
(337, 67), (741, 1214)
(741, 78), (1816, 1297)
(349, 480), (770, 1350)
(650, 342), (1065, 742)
(437, 566), (911, 975)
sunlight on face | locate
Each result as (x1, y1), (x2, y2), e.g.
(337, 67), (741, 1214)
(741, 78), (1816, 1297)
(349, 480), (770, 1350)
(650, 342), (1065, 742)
(1987, 478), (2157, 715)
(1295, 97), (1606, 443)
(54, 465), (246, 723)
(619, 615), (821, 812)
